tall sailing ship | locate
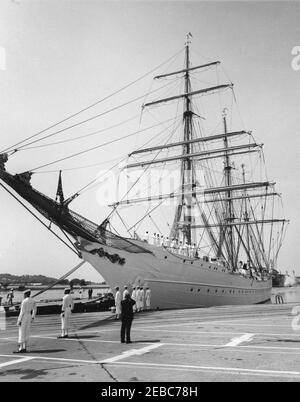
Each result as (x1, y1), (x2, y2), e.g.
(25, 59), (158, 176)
(0, 36), (289, 309)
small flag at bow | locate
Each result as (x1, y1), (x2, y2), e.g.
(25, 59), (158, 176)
(56, 170), (65, 205)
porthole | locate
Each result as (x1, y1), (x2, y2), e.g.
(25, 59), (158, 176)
(183, 260), (186, 263)
(207, 289), (210, 293)
(198, 289), (200, 292)
(164, 256), (167, 259)
(190, 288), (193, 292)
(215, 289), (218, 293)
(191, 261), (193, 265)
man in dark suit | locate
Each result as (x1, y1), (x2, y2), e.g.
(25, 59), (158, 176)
(120, 292), (136, 344)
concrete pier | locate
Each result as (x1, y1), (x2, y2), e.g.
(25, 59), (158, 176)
(0, 303), (299, 382)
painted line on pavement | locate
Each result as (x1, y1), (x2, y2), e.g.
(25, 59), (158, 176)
(107, 361), (300, 377)
(101, 343), (163, 363)
(224, 333), (255, 347)
(0, 356), (34, 369)
(10, 335), (300, 353)
(134, 327), (300, 338)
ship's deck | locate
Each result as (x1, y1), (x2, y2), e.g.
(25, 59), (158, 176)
(0, 303), (299, 382)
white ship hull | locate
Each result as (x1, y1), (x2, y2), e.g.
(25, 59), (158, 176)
(79, 238), (271, 309)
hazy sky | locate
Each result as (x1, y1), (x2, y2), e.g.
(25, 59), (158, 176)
(0, 0), (299, 282)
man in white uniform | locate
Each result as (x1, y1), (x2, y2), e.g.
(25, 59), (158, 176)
(115, 286), (122, 319)
(123, 286), (129, 299)
(151, 233), (156, 245)
(14, 290), (36, 353)
(58, 288), (74, 338)
(170, 238), (176, 253)
(140, 287), (145, 311)
(131, 287), (137, 313)
(136, 287), (141, 312)
(145, 287), (151, 311)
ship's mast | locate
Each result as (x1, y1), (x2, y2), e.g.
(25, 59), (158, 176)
(242, 163), (251, 266)
(121, 36), (288, 267)
(222, 109), (235, 269)
(181, 33), (195, 244)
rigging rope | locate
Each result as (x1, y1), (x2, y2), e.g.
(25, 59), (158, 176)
(13, 80), (176, 153)
(28, 117), (178, 172)
(20, 114), (141, 151)
(32, 261), (85, 299)
(0, 182), (80, 256)
(59, 117), (181, 204)
(1, 47), (185, 154)
(33, 155), (126, 174)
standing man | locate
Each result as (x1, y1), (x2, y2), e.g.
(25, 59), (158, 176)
(140, 287), (145, 311)
(14, 289), (36, 353)
(115, 286), (121, 319)
(136, 287), (141, 312)
(120, 293), (136, 344)
(145, 287), (151, 311)
(7, 288), (14, 306)
(131, 287), (137, 313)
(123, 286), (129, 299)
(58, 288), (74, 339)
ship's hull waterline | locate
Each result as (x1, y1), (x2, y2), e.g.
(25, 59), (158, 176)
(79, 238), (271, 309)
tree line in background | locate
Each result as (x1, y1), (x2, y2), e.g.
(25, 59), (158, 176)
(0, 273), (102, 288)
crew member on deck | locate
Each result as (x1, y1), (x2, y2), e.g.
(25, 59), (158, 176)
(152, 233), (157, 245)
(115, 287), (122, 319)
(156, 234), (160, 246)
(14, 289), (36, 353)
(58, 288), (74, 339)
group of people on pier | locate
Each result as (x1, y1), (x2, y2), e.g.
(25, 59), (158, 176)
(114, 285), (151, 319)
(114, 285), (151, 344)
